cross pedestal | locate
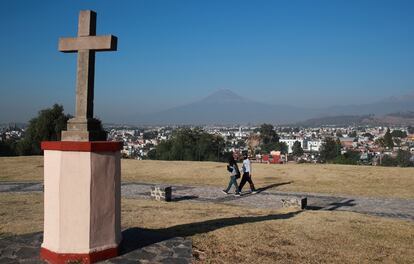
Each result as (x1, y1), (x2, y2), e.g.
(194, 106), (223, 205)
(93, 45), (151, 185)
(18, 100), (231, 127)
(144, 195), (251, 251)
(41, 11), (121, 264)
(41, 142), (122, 263)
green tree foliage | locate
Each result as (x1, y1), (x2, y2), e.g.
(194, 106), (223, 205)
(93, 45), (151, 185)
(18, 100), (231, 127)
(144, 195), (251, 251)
(381, 155), (397, 167)
(320, 137), (341, 162)
(395, 150), (413, 167)
(390, 129), (407, 138)
(291, 141), (304, 157)
(259, 124), (279, 144)
(374, 137), (385, 148)
(143, 131), (158, 140)
(276, 142), (288, 154)
(150, 128), (225, 161)
(259, 123), (280, 153)
(146, 149), (157, 159)
(348, 131), (357, 137)
(393, 138), (401, 147)
(333, 150), (360, 165)
(383, 128), (394, 149)
(0, 140), (17, 156)
(17, 104), (71, 155)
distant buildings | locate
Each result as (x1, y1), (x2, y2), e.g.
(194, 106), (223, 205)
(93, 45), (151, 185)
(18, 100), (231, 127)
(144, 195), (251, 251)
(279, 138), (322, 153)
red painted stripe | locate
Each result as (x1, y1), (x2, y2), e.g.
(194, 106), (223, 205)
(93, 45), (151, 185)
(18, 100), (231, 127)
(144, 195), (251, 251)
(40, 246), (118, 264)
(41, 141), (122, 152)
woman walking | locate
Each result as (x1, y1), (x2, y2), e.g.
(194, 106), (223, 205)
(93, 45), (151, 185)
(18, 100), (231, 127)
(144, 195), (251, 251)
(222, 156), (241, 196)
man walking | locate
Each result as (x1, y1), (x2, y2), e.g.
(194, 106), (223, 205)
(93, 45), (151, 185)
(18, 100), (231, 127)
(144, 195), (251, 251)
(239, 153), (257, 194)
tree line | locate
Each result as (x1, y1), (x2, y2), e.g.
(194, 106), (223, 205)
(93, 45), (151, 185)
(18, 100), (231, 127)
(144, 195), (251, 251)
(0, 104), (70, 156)
(319, 136), (413, 167)
(147, 128), (227, 161)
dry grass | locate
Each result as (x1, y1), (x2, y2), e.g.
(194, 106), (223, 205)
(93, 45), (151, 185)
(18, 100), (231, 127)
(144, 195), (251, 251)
(1, 156), (414, 198)
(1, 193), (413, 263)
(0, 193), (43, 237)
(0, 156), (43, 182)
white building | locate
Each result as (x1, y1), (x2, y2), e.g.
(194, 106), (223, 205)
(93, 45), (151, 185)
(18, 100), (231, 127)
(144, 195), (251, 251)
(279, 139), (305, 154)
(306, 140), (322, 152)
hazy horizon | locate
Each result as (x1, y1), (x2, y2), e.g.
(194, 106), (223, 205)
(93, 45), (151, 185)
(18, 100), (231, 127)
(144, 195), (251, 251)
(1, 0), (413, 123)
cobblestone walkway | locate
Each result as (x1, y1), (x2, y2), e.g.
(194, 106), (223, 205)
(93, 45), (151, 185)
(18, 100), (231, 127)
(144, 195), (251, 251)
(1, 181), (413, 221)
(0, 231), (192, 264)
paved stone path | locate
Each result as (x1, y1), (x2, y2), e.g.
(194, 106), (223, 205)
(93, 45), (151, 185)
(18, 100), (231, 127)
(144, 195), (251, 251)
(1, 181), (413, 221)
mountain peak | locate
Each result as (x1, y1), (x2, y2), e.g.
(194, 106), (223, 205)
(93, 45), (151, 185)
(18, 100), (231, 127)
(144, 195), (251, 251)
(200, 89), (249, 104)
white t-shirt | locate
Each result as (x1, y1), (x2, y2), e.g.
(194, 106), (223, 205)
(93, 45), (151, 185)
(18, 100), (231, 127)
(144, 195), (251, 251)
(242, 159), (251, 173)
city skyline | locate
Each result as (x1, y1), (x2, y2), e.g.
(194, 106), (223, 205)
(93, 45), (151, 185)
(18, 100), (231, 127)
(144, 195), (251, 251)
(1, 0), (413, 123)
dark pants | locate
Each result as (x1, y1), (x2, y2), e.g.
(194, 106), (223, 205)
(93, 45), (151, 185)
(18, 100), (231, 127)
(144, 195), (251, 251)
(239, 172), (255, 192)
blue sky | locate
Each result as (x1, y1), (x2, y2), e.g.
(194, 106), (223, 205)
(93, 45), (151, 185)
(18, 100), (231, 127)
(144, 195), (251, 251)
(0, 0), (413, 123)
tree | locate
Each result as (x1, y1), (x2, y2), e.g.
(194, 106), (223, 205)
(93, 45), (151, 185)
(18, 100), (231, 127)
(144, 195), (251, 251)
(333, 150), (360, 165)
(335, 131), (343, 138)
(146, 149), (157, 160)
(17, 104), (71, 155)
(394, 138), (401, 147)
(291, 141), (304, 158)
(0, 139), (17, 156)
(375, 137), (385, 148)
(396, 150), (413, 167)
(381, 155), (397, 167)
(391, 129), (407, 138)
(149, 128), (225, 162)
(259, 124), (280, 153)
(143, 131), (158, 140)
(276, 142), (288, 154)
(320, 137), (341, 162)
(383, 128), (394, 149)
(259, 124), (279, 145)
(348, 131), (357, 138)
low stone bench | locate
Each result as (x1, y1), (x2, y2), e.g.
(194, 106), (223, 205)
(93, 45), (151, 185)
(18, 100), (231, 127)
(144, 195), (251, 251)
(281, 197), (307, 210)
(150, 186), (172, 202)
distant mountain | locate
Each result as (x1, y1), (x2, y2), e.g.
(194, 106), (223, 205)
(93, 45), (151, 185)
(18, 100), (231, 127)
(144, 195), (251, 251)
(296, 112), (414, 127)
(134, 90), (414, 125)
(136, 89), (313, 125)
(322, 93), (414, 116)
(295, 115), (372, 127)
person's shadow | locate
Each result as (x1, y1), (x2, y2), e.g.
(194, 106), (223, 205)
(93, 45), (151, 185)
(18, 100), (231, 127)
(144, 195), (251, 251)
(255, 181), (293, 194)
(119, 210), (301, 255)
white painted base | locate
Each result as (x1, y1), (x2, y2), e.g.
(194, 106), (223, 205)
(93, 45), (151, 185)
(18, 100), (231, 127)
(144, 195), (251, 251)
(42, 149), (121, 254)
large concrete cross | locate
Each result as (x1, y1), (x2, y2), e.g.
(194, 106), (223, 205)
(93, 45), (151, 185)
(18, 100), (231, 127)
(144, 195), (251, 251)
(59, 10), (117, 141)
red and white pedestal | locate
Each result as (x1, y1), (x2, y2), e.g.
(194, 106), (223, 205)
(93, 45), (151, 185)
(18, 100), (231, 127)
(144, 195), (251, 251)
(40, 141), (122, 264)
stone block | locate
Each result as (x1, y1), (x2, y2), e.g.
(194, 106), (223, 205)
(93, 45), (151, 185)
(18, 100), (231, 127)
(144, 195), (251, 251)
(281, 197), (307, 209)
(150, 186), (172, 202)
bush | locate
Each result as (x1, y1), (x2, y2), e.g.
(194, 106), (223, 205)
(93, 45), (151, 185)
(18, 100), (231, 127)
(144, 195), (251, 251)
(381, 155), (397, 167)
(333, 151), (360, 165)
(396, 150), (413, 167)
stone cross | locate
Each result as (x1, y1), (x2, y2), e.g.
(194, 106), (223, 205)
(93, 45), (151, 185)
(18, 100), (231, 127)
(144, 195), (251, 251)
(59, 10), (117, 141)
